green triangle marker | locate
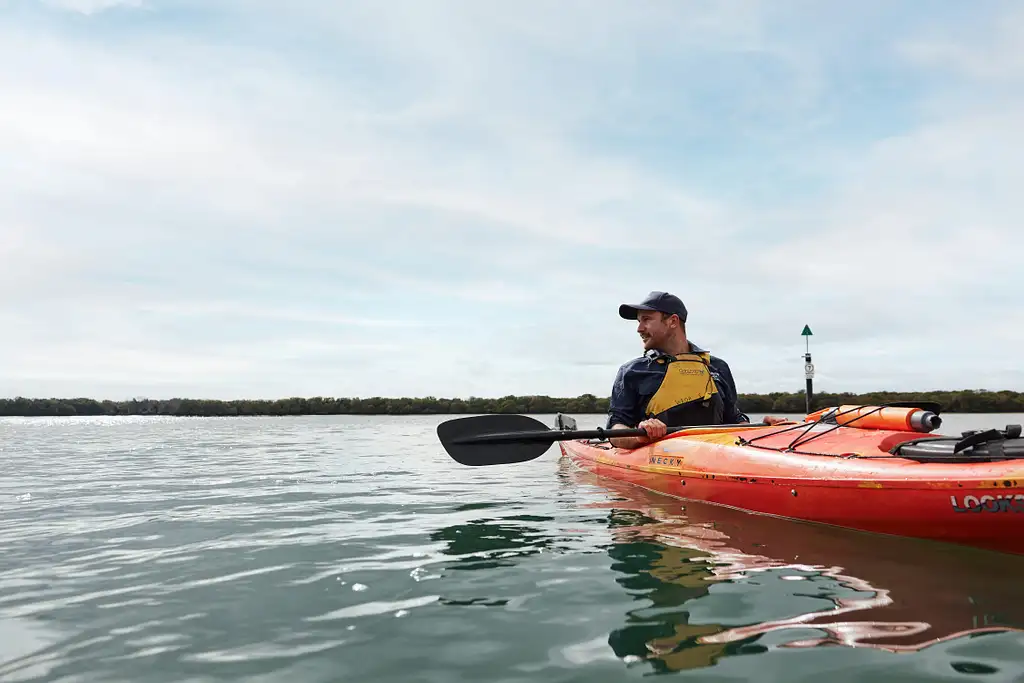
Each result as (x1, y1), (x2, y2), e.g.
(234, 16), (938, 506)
(801, 324), (813, 336)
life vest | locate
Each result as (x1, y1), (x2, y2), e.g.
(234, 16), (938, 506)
(644, 352), (725, 426)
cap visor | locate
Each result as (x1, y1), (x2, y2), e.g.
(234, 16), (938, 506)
(618, 303), (655, 319)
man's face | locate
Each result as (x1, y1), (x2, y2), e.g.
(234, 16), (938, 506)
(636, 311), (676, 350)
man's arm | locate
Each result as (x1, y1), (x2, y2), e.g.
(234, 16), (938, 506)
(609, 422), (647, 449)
(606, 363), (651, 449)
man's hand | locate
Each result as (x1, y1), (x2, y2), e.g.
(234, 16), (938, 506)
(762, 415), (789, 426)
(638, 418), (668, 440)
(609, 418), (667, 449)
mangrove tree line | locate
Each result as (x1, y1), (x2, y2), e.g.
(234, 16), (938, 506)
(1, 389), (1023, 417)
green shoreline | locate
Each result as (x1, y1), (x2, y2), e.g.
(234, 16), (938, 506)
(2, 390), (1023, 417)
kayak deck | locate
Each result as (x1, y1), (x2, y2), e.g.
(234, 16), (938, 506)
(574, 423), (1024, 482)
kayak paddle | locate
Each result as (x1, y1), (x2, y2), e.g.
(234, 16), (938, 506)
(436, 414), (767, 466)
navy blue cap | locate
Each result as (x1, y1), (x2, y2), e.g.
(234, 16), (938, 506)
(618, 291), (688, 322)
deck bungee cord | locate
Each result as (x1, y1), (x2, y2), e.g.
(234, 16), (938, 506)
(732, 402), (1024, 462)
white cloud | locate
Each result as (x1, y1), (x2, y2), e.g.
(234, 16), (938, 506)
(41, 0), (143, 16)
(1, 1), (1022, 400)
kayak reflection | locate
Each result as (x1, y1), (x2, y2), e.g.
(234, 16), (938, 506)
(563, 461), (1024, 672)
(429, 504), (560, 572)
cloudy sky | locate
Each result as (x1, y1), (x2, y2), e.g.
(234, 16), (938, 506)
(2, 0), (1022, 400)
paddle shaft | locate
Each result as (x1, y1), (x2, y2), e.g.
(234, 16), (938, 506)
(452, 421), (767, 445)
(438, 414), (775, 467)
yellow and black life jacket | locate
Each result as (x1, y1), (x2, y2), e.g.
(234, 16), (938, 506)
(644, 352), (725, 426)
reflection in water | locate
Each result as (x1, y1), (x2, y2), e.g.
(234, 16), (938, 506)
(430, 515), (555, 571)
(604, 537), (741, 672)
(423, 455), (1024, 676)
(560, 460), (1024, 674)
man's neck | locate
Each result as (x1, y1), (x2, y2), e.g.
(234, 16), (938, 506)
(656, 335), (690, 357)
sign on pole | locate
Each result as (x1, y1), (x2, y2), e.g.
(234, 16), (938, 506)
(802, 325), (814, 414)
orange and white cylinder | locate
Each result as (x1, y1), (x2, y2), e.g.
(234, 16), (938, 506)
(805, 405), (942, 433)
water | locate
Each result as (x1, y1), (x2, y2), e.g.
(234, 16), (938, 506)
(2, 412), (1023, 682)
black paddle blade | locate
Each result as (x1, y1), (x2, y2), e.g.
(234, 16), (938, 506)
(437, 414), (554, 466)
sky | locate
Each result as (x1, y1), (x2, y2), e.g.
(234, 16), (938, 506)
(2, 0), (1023, 400)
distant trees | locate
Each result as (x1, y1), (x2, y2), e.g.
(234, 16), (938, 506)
(0, 389), (1021, 417)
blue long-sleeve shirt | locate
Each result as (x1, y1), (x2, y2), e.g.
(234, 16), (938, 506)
(606, 342), (750, 428)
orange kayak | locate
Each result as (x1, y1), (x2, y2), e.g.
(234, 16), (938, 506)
(556, 406), (1024, 555)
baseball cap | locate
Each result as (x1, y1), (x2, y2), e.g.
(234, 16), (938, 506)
(618, 291), (688, 322)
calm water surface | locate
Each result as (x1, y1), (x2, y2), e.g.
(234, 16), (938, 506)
(2, 413), (1024, 682)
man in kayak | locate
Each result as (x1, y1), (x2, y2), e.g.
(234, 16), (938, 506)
(608, 290), (786, 448)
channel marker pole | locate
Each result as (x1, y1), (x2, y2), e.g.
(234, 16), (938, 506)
(802, 324), (814, 414)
